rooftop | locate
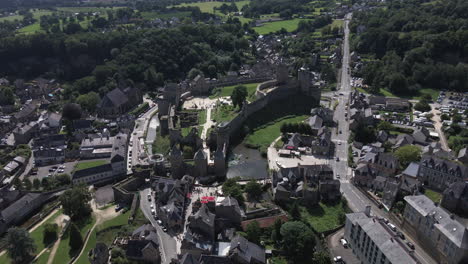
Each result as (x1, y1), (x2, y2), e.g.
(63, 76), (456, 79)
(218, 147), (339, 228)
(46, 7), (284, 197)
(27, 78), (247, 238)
(404, 195), (468, 248)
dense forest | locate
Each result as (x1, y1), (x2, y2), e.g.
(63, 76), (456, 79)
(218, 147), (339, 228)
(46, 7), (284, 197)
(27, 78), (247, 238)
(351, 0), (468, 95)
(0, 18), (252, 93)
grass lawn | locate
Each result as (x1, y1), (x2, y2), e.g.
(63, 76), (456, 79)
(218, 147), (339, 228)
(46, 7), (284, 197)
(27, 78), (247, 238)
(0, 9), (53, 22)
(56, 7), (124, 13)
(270, 256), (288, 264)
(212, 104), (239, 123)
(425, 189), (442, 203)
(331, 19), (344, 29)
(18, 23), (43, 34)
(174, 1), (250, 13)
(244, 115), (307, 154)
(152, 134), (171, 155)
(74, 231), (96, 264)
(35, 250), (51, 264)
(141, 11), (191, 20)
(410, 88), (439, 101)
(74, 160), (108, 171)
(51, 217), (95, 264)
(210, 82), (260, 99)
(300, 201), (349, 233)
(253, 18), (310, 35)
(0, 210), (62, 264)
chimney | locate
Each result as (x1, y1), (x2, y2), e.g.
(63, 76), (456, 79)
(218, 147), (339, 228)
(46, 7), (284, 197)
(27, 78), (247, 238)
(364, 205), (371, 217)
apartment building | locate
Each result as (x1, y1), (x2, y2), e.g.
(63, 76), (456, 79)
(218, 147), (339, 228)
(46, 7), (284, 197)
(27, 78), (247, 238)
(403, 195), (468, 264)
(344, 207), (418, 264)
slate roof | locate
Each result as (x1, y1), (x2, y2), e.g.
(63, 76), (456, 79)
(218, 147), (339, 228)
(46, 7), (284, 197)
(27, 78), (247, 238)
(192, 204), (215, 229)
(229, 235), (266, 264)
(0, 193), (42, 223)
(73, 164), (112, 179)
(402, 162), (419, 178)
(346, 212), (417, 264)
(199, 255), (232, 264)
(309, 115), (323, 129)
(180, 253), (200, 264)
(125, 240), (158, 259)
(99, 88), (128, 108)
(443, 181), (468, 200)
(111, 133), (128, 162)
(404, 195), (468, 248)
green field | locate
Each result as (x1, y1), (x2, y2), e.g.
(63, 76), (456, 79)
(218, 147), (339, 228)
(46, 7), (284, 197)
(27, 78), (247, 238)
(300, 201), (349, 233)
(74, 160), (108, 171)
(253, 18), (309, 35)
(56, 7), (123, 13)
(0, 210), (63, 264)
(424, 189), (442, 203)
(0, 9), (53, 22)
(141, 11), (191, 20)
(210, 82), (260, 99)
(244, 115), (307, 153)
(51, 217), (95, 264)
(175, 1), (250, 13)
(331, 19), (344, 29)
(212, 104), (239, 123)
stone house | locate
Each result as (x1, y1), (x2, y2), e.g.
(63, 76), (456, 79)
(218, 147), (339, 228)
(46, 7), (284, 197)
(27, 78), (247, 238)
(97, 87), (142, 118)
(215, 196), (243, 226)
(418, 155), (468, 191)
(441, 181), (468, 216)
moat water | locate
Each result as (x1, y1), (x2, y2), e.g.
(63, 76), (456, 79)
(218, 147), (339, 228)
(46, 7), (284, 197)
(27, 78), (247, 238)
(226, 144), (268, 180)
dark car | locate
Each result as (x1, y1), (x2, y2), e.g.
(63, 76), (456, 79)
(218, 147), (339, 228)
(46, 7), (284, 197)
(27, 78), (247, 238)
(397, 232), (405, 240)
(406, 242), (415, 250)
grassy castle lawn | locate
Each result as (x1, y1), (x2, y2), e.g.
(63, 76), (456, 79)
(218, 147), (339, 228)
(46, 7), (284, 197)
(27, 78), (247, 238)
(244, 115), (308, 154)
(174, 1), (250, 14)
(74, 160), (108, 171)
(253, 18), (310, 35)
(210, 82), (260, 100)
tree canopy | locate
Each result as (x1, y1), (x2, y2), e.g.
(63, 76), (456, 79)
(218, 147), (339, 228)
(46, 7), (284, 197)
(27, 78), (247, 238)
(395, 145), (421, 168)
(231, 85), (248, 108)
(59, 185), (92, 221)
(280, 221), (316, 261)
(5, 227), (36, 263)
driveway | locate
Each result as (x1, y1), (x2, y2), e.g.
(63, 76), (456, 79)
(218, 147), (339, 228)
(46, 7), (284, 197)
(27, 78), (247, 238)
(327, 228), (359, 264)
(29, 161), (78, 181)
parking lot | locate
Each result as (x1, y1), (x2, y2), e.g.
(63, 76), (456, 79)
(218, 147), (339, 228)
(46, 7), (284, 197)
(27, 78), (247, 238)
(29, 161), (77, 181)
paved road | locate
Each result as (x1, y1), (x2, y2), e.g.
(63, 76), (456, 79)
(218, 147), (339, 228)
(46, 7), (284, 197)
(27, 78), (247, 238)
(332, 14), (437, 264)
(127, 103), (158, 174)
(140, 188), (177, 264)
(429, 103), (450, 151)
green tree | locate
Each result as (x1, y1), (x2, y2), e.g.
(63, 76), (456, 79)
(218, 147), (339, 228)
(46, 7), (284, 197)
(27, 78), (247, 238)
(440, 113), (450, 121)
(62, 103), (82, 120)
(76, 92), (100, 113)
(69, 223), (83, 251)
(245, 220), (262, 244)
(33, 178), (41, 190)
(5, 228), (36, 263)
(290, 201), (301, 221)
(59, 185), (92, 221)
(377, 121), (395, 131)
(394, 201), (405, 214)
(271, 218), (283, 244)
(0, 87), (15, 106)
(23, 179), (32, 190)
(313, 251), (332, 264)
(244, 180), (262, 200)
(231, 85), (248, 108)
(395, 145), (421, 168)
(43, 223), (58, 245)
(280, 221), (315, 261)
(41, 177), (50, 190)
(222, 178), (244, 205)
(12, 178), (23, 191)
(414, 101), (431, 112)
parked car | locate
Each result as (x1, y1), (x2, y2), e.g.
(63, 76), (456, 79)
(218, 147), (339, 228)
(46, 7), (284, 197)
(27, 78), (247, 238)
(151, 209), (155, 215)
(340, 238), (348, 248)
(387, 223), (397, 231)
(407, 242), (415, 250)
(333, 256), (343, 263)
(397, 231), (405, 240)
(157, 220), (163, 226)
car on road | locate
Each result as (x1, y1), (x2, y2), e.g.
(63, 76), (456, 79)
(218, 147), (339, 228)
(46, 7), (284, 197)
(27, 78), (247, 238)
(151, 209), (155, 215)
(406, 242), (415, 250)
(157, 220), (163, 226)
(339, 130), (342, 134)
(150, 204), (154, 209)
(333, 256), (343, 263)
(162, 227), (168, 232)
(340, 238), (348, 248)
(397, 231), (405, 240)
(336, 157), (340, 161)
(387, 223), (397, 231)
(338, 142), (342, 145)
(339, 92), (344, 95)
(336, 174), (340, 179)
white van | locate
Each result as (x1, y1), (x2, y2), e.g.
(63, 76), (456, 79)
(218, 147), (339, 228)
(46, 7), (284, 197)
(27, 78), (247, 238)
(387, 223), (397, 231)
